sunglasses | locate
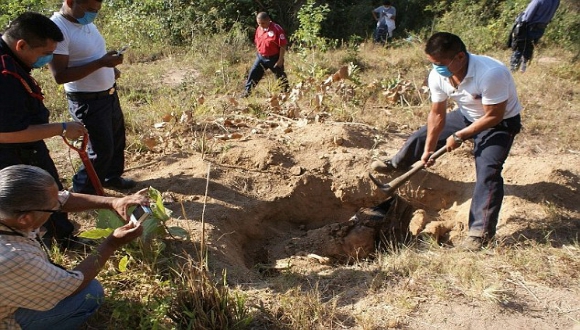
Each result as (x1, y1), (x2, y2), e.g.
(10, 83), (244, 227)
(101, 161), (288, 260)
(17, 201), (63, 214)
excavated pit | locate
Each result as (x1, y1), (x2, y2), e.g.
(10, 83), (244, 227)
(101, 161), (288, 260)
(119, 123), (579, 283)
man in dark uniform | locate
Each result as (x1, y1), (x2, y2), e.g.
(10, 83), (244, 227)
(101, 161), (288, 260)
(510, 0), (560, 72)
(0, 12), (87, 247)
(241, 12), (289, 97)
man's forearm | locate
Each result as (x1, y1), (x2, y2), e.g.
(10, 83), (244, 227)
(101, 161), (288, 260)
(62, 193), (116, 212)
(51, 60), (104, 84)
(0, 123), (66, 144)
(278, 46), (286, 59)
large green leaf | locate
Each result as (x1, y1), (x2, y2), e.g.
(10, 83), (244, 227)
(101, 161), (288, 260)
(78, 228), (113, 239)
(148, 186), (172, 221)
(141, 217), (164, 240)
(167, 226), (190, 239)
(118, 255), (129, 272)
(96, 209), (125, 229)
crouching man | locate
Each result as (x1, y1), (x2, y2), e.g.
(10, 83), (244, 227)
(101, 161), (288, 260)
(0, 164), (146, 329)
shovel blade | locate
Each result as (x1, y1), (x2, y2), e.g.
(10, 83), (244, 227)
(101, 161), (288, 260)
(368, 173), (396, 197)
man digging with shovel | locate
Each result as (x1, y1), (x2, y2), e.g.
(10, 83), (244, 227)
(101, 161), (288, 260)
(371, 32), (522, 251)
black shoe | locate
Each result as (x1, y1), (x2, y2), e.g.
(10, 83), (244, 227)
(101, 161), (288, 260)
(103, 177), (136, 190)
(370, 159), (397, 174)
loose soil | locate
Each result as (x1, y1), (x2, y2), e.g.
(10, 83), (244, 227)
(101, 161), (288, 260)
(50, 73), (580, 330)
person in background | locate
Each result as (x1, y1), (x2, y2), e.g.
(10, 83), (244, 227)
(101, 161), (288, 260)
(509, 0), (560, 73)
(371, 32), (522, 251)
(372, 0), (396, 44)
(0, 12), (88, 248)
(0, 164), (147, 329)
(241, 12), (289, 98)
(49, 0), (136, 194)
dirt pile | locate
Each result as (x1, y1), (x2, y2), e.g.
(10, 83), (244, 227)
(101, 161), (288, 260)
(107, 118), (580, 282)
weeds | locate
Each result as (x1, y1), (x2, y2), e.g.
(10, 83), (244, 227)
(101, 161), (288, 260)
(28, 5), (579, 328)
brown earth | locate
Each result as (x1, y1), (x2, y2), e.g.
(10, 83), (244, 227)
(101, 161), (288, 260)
(53, 111), (580, 329)
(47, 60), (580, 328)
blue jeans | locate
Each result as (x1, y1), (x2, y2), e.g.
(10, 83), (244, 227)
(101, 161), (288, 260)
(68, 91), (127, 194)
(374, 26), (388, 43)
(15, 279), (104, 330)
(244, 53), (289, 95)
(391, 110), (521, 238)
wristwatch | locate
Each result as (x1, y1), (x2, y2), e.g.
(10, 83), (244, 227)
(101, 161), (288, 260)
(61, 122), (67, 137)
(452, 132), (463, 145)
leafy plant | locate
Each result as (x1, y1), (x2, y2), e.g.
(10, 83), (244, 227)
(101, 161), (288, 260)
(79, 186), (188, 241)
(291, 0), (330, 51)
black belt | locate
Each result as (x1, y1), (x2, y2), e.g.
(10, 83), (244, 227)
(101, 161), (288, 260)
(259, 54), (279, 60)
(66, 86), (115, 101)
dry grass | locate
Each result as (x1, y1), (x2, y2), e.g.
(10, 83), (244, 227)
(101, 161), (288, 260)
(36, 37), (580, 329)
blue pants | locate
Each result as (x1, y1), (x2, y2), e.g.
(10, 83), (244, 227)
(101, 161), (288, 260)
(15, 279), (104, 330)
(244, 53), (289, 95)
(0, 142), (74, 241)
(391, 110), (521, 238)
(68, 91), (127, 194)
(374, 26), (388, 43)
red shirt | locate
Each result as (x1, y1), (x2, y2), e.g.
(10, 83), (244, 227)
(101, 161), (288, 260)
(254, 22), (287, 57)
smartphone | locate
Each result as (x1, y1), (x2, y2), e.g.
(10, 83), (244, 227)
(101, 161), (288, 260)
(130, 205), (152, 224)
(117, 45), (129, 55)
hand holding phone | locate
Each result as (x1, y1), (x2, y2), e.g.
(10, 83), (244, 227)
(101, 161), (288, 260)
(117, 45), (129, 55)
(130, 204), (152, 225)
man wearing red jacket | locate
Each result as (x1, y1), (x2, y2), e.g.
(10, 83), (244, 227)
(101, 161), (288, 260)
(241, 12), (289, 97)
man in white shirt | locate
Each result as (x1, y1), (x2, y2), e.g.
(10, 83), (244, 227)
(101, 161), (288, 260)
(49, 0), (136, 194)
(372, 1), (396, 43)
(372, 32), (522, 251)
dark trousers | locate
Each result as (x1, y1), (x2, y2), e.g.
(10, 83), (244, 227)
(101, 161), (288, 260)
(374, 26), (388, 43)
(510, 28), (545, 68)
(0, 142), (74, 241)
(391, 110), (521, 238)
(244, 53), (289, 95)
(67, 91), (126, 194)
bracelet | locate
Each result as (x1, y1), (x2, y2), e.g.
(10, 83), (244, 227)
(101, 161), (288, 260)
(452, 133), (463, 145)
(61, 122), (67, 137)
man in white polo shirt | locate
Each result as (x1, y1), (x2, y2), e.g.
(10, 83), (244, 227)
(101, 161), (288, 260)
(372, 32), (522, 251)
(49, 0), (135, 194)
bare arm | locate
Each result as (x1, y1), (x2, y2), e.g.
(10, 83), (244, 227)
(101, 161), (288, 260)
(275, 46), (286, 68)
(49, 52), (123, 84)
(62, 189), (149, 221)
(70, 223), (142, 295)
(453, 101), (507, 142)
(0, 122), (86, 143)
(422, 100), (448, 164)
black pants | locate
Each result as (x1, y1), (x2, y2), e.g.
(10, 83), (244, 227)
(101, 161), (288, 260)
(391, 111), (521, 239)
(67, 91), (127, 194)
(0, 142), (74, 241)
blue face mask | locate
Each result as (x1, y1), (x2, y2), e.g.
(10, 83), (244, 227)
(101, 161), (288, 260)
(432, 63), (453, 77)
(77, 11), (97, 25)
(31, 54), (53, 68)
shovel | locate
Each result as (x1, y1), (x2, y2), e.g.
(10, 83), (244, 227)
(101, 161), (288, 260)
(369, 146), (447, 198)
(62, 133), (105, 196)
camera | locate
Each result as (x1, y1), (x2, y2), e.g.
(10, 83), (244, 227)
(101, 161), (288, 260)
(130, 205), (152, 224)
